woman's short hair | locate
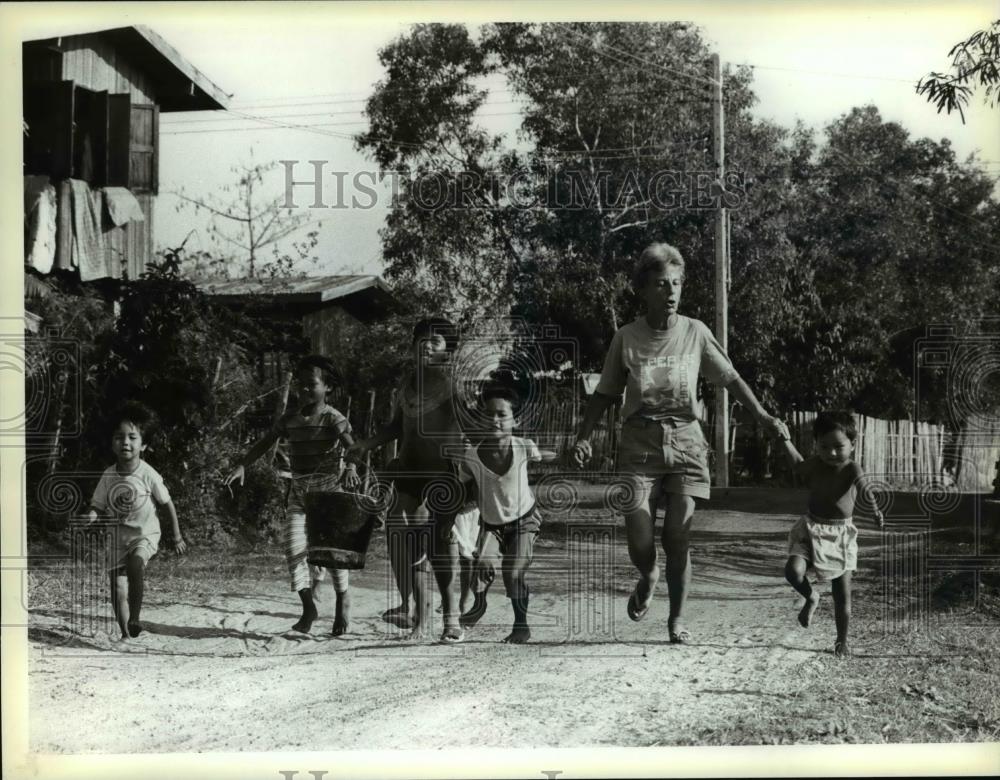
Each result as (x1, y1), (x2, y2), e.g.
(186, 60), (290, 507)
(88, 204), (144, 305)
(631, 243), (686, 291)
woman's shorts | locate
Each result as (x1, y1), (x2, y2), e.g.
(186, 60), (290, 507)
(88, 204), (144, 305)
(616, 416), (712, 504)
(787, 514), (858, 581)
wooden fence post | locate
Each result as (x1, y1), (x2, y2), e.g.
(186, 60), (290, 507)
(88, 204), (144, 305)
(388, 388), (398, 460)
(266, 370), (292, 466)
(365, 389), (377, 475)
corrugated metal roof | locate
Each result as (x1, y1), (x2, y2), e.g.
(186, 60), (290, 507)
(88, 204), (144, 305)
(196, 274), (390, 303)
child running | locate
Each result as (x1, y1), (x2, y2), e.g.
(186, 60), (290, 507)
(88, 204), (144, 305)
(349, 318), (467, 642)
(456, 384), (555, 643)
(88, 402), (186, 640)
(225, 354), (359, 636)
(774, 411), (885, 657)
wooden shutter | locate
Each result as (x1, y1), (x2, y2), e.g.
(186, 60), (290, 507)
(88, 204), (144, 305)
(128, 104), (157, 194)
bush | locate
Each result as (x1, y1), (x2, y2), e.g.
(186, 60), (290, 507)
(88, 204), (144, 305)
(24, 255), (292, 548)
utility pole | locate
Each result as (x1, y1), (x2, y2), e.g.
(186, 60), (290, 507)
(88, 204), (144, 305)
(711, 53), (729, 488)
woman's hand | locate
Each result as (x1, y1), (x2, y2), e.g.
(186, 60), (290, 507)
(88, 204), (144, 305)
(759, 415), (786, 440)
(770, 418), (791, 441)
(570, 439), (592, 469)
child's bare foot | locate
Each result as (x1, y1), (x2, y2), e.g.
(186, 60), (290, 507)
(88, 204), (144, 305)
(502, 626), (531, 644)
(834, 639), (851, 657)
(798, 591), (820, 628)
(407, 623), (433, 642)
(127, 620), (143, 638)
(291, 603), (318, 634)
(332, 592), (351, 636)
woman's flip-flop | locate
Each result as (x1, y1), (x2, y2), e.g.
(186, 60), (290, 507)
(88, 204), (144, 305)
(627, 584), (653, 622)
(668, 620), (690, 644)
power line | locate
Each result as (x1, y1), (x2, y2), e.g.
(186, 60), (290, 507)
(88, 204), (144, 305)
(167, 86), (714, 125)
(550, 22), (716, 89)
(160, 100), (533, 126)
(740, 62), (919, 85)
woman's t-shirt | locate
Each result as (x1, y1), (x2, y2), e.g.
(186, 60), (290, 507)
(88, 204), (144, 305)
(595, 315), (739, 422)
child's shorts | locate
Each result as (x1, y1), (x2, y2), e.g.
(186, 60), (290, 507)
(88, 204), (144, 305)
(617, 416), (711, 503)
(482, 505), (542, 556)
(452, 505), (481, 559)
(787, 514), (858, 581)
(107, 534), (158, 573)
(286, 471), (343, 515)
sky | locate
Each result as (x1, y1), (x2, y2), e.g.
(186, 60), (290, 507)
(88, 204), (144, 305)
(7, 1), (1000, 278)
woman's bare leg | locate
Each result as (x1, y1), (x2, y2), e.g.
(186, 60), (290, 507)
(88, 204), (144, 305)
(661, 493), (695, 638)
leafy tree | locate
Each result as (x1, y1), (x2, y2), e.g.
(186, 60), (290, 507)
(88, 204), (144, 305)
(917, 20), (1000, 122)
(357, 22), (806, 388)
(357, 23), (999, 423)
(783, 106), (1000, 420)
(357, 24), (529, 325)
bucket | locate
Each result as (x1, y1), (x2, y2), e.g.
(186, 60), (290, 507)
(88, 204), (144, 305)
(305, 490), (380, 569)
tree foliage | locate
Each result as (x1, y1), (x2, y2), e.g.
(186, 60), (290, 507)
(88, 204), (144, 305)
(917, 20), (1000, 122)
(356, 22), (1000, 423)
(25, 250), (294, 546)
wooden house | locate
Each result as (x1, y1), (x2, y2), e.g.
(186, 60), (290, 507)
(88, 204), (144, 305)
(23, 25), (230, 280)
(197, 274), (396, 380)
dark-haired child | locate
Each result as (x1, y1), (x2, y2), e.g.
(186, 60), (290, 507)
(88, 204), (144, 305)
(225, 354), (359, 636)
(455, 384), (555, 643)
(774, 411), (884, 657)
(87, 402), (186, 640)
(349, 317), (468, 642)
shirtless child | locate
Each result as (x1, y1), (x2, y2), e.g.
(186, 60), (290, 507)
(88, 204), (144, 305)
(349, 318), (467, 642)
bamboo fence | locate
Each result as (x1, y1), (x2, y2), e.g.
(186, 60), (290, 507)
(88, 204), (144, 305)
(788, 411), (998, 492)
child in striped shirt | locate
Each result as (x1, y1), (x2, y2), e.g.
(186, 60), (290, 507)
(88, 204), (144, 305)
(225, 355), (359, 635)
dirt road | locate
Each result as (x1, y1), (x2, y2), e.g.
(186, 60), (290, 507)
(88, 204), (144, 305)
(26, 488), (999, 750)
